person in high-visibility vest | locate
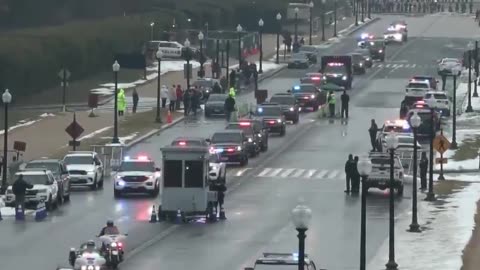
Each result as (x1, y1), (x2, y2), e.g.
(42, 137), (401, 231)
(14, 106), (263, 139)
(327, 91), (336, 117)
(229, 86), (236, 98)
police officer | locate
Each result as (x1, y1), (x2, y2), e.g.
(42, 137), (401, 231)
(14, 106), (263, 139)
(419, 152), (428, 190)
(341, 90), (350, 119)
(351, 156), (360, 194)
(327, 91), (336, 117)
(400, 98), (408, 119)
(12, 174), (33, 210)
(229, 86), (236, 98)
(229, 70), (236, 88)
(99, 220), (120, 236)
(369, 119), (379, 152)
(215, 182), (227, 214)
(224, 94), (236, 122)
(344, 154), (354, 193)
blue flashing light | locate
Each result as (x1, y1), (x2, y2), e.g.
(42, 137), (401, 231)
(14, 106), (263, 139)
(124, 156), (130, 161)
(215, 148), (224, 153)
(293, 85), (301, 90)
(257, 107), (264, 113)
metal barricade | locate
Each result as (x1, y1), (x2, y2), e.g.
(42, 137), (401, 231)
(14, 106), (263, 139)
(91, 143), (125, 177)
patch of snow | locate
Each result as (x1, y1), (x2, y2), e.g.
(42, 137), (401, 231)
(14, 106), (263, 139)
(435, 157), (479, 171)
(146, 60), (201, 73)
(229, 61), (285, 73)
(39, 113), (55, 117)
(367, 183), (480, 270)
(78, 126), (113, 141)
(0, 207), (35, 217)
(101, 132), (138, 144)
(90, 88), (114, 96)
(99, 82), (137, 89)
(0, 120), (39, 135)
(435, 128), (480, 170)
(434, 174), (480, 182)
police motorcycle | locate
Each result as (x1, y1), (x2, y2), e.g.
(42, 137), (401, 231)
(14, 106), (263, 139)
(96, 233), (128, 269)
(68, 240), (107, 270)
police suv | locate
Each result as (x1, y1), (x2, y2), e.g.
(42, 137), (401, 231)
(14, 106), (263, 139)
(5, 169), (59, 210)
(245, 253), (320, 270)
(156, 41), (184, 58)
(63, 151), (104, 190)
(114, 156), (161, 198)
(255, 103), (287, 136)
(367, 152), (405, 196)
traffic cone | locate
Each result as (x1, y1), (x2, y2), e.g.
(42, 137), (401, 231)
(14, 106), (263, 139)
(175, 209), (182, 224)
(15, 204), (25, 221)
(150, 205), (157, 223)
(167, 111), (173, 124)
(35, 200), (47, 221)
(219, 206), (226, 220)
(209, 206), (217, 222)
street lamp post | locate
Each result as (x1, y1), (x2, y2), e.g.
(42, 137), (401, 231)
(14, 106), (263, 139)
(276, 13), (282, 64)
(183, 39), (192, 91)
(425, 102), (436, 201)
(474, 40), (479, 97)
(385, 132), (399, 270)
(355, 0), (359, 26)
(150, 22), (155, 40)
(198, 31), (205, 78)
(334, 0), (338, 37)
(467, 49), (474, 112)
(294, 7), (299, 43)
(291, 204), (312, 270)
(112, 61), (120, 144)
(321, 0), (326, 41)
(361, 0), (365, 22)
(368, 0), (372, 19)
(358, 156), (372, 270)
(258, 19), (264, 74)
(409, 112), (422, 233)
(1, 89), (12, 194)
(309, 1), (314, 45)
(155, 50), (163, 123)
(451, 74), (458, 149)
(236, 24), (243, 66)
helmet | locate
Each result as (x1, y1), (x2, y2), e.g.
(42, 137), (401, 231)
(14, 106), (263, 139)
(107, 220), (114, 226)
(86, 240), (95, 248)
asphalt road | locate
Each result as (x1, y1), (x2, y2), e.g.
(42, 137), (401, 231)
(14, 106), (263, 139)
(0, 13), (475, 270)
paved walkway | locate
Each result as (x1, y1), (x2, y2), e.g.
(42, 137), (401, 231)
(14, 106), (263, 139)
(0, 15), (358, 162)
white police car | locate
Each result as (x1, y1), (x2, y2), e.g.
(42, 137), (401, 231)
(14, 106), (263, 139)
(424, 91), (450, 116)
(157, 41), (183, 58)
(376, 119), (412, 151)
(63, 151), (104, 190)
(208, 154), (227, 184)
(114, 156), (161, 198)
(5, 170), (59, 210)
(245, 253), (321, 270)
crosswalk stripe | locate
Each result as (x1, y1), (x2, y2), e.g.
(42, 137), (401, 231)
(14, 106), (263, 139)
(315, 169), (329, 179)
(235, 168), (251, 176)
(258, 168), (272, 177)
(411, 64), (416, 68)
(280, 168), (296, 178)
(327, 170), (340, 179)
(268, 168), (283, 177)
(291, 169), (305, 178)
(392, 64), (399, 68)
(386, 64), (391, 68)
(377, 64), (383, 68)
(305, 169), (317, 178)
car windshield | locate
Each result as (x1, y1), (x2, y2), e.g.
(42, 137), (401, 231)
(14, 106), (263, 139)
(300, 46), (316, 52)
(369, 41), (384, 47)
(208, 94), (226, 102)
(211, 132), (242, 143)
(64, 156), (93, 165)
(257, 106), (282, 116)
(408, 83), (428, 88)
(371, 158), (402, 167)
(270, 96), (296, 105)
(119, 161), (154, 172)
(292, 53), (306, 60)
(225, 124), (254, 136)
(193, 80), (213, 87)
(324, 65), (346, 73)
(25, 162), (60, 174)
(425, 93), (447, 99)
(293, 85), (317, 92)
(20, 174), (51, 185)
(412, 76), (432, 81)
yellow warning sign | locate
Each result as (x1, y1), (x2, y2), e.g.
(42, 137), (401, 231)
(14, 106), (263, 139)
(433, 134), (451, 154)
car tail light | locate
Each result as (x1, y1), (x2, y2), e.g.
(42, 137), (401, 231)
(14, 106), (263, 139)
(227, 148), (235, 152)
(311, 77), (320, 80)
(178, 141), (187, 146)
(239, 122), (251, 126)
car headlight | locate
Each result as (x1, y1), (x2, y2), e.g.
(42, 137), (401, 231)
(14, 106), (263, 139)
(289, 107), (294, 111)
(359, 63), (363, 66)
(322, 76), (327, 80)
(111, 242), (117, 247)
(310, 94), (315, 99)
(366, 57), (371, 61)
(117, 180), (125, 187)
(257, 134), (262, 138)
(87, 170), (95, 175)
(384, 35), (388, 39)
(236, 146), (242, 151)
(277, 119), (282, 123)
(210, 165), (218, 171)
(342, 76), (347, 80)
(379, 50), (383, 53)
(248, 138), (253, 143)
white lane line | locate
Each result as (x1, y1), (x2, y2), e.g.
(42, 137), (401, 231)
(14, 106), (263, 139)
(267, 168), (283, 177)
(386, 64), (391, 68)
(411, 64), (416, 68)
(291, 169), (305, 178)
(315, 169), (329, 179)
(304, 169), (317, 178)
(235, 168), (252, 177)
(280, 168), (296, 178)
(392, 64), (400, 68)
(327, 170), (340, 179)
(257, 168), (272, 177)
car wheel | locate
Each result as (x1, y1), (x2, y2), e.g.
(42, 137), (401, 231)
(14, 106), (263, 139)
(280, 127), (286, 136)
(90, 175), (98, 190)
(397, 185), (404, 196)
(114, 189), (122, 198)
(46, 196), (53, 211)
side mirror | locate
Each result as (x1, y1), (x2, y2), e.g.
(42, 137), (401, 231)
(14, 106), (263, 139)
(287, 89), (291, 93)
(155, 167), (161, 172)
(205, 138), (211, 143)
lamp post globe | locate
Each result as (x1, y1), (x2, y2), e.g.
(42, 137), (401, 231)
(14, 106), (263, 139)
(309, 0), (314, 8)
(411, 112), (421, 128)
(358, 156), (372, 177)
(292, 204), (312, 229)
(184, 38), (191, 48)
(385, 132), (399, 150)
(156, 50), (163, 60)
(2, 89), (12, 104)
(198, 31), (204, 41)
(237, 24), (243, 32)
(276, 13), (282, 20)
(112, 60), (120, 72)
(294, 7), (299, 13)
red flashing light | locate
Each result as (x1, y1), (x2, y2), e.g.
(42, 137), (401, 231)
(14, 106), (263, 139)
(178, 141), (187, 146)
(327, 62), (344, 66)
(227, 148), (235, 152)
(118, 242), (123, 247)
(137, 156), (149, 161)
(239, 122), (251, 126)
(311, 77), (320, 80)
(268, 120), (276, 124)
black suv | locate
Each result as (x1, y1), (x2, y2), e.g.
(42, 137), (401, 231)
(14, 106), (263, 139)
(270, 93), (300, 123)
(225, 122), (260, 157)
(208, 130), (249, 166)
(350, 53), (366, 74)
(367, 39), (386, 61)
(235, 118), (269, 151)
(289, 84), (325, 111)
(254, 103), (286, 136)
(24, 158), (71, 203)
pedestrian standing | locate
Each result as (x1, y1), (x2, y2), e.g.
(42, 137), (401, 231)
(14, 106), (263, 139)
(224, 94), (236, 122)
(168, 85), (177, 112)
(327, 91), (336, 117)
(213, 82), (222, 94)
(369, 119), (379, 152)
(191, 89), (199, 116)
(344, 154), (354, 193)
(229, 70), (236, 88)
(215, 182), (227, 214)
(12, 174), (33, 211)
(419, 152), (428, 190)
(161, 85), (169, 108)
(300, 37), (305, 45)
(132, 88), (139, 113)
(175, 85), (183, 110)
(183, 90), (191, 116)
(351, 156), (360, 193)
(340, 90), (349, 119)
(117, 88), (126, 116)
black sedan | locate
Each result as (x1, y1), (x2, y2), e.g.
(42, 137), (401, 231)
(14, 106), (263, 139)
(204, 94), (227, 117)
(270, 93), (300, 123)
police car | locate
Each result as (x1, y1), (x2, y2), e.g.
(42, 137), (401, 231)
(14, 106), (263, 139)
(114, 156), (161, 198)
(405, 79), (433, 97)
(156, 41), (184, 58)
(245, 253), (321, 270)
(5, 170), (59, 210)
(63, 151), (104, 190)
(255, 103), (287, 136)
(376, 119), (412, 151)
(406, 101), (440, 138)
(367, 152), (405, 196)
(357, 32), (374, 47)
(384, 30), (404, 44)
(424, 91), (450, 116)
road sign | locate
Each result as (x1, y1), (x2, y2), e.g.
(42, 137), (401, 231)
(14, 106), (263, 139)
(13, 141), (26, 152)
(68, 140), (81, 147)
(58, 69), (71, 80)
(65, 121), (84, 139)
(433, 134), (450, 154)
(435, 158), (448, 164)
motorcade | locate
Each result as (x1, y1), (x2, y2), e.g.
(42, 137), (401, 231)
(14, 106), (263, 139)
(320, 55), (353, 89)
(406, 101), (440, 138)
(204, 93), (228, 117)
(384, 29), (404, 44)
(405, 80), (432, 97)
(300, 72), (323, 87)
(375, 119), (413, 151)
(24, 158), (71, 203)
(354, 48), (373, 67)
(208, 130), (250, 166)
(367, 152), (405, 196)
(113, 155), (161, 198)
(270, 93), (300, 123)
(234, 118), (269, 151)
(410, 75), (438, 90)
(424, 91), (450, 116)
(367, 39), (386, 61)
(171, 137), (210, 147)
(97, 234), (128, 269)
(254, 103), (287, 136)
(357, 32), (374, 47)
(68, 241), (107, 270)
(289, 84), (325, 111)
(63, 151), (104, 190)
(225, 122), (261, 156)
(349, 53), (367, 74)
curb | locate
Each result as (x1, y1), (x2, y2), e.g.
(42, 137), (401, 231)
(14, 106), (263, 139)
(433, 168), (479, 174)
(344, 17), (381, 36)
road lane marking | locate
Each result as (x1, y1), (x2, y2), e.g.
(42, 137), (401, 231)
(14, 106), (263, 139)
(291, 169), (305, 178)
(386, 64), (391, 68)
(267, 168), (283, 177)
(304, 169), (317, 178)
(327, 170), (340, 179)
(315, 169), (329, 179)
(280, 168), (295, 177)
(411, 64), (416, 68)
(257, 168), (272, 177)
(235, 167), (252, 176)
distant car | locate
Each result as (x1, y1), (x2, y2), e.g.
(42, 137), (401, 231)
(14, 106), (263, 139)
(384, 30), (404, 44)
(171, 137), (209, 147)
(405, 80), (433, 98)
(437, 58), (462, 76)
(254, 103), (286, 136)
(357, 32), (375, 47)
(225, 122), (261, 157)
(246, 252), (319, 270)
(288, 53), (310, 69)
(388, 21), (407, 32)
(193, 78), (221, 100)
(290, 84), (325, 111)
(410, 75), (438, 90)
(204, 93), (227, 117)
(350, 53), (366, 74)
(270, 93), (300, 123)
(234, 118), (269, 152)
(382, 134), (423, 168)
(24, 158), (71, 203)
(367, 39), (386, 61)
(114, 155), (161, 198)
(424, 91), (450, 116)
(208, 154), (227, 184)
(208, 130), (250, 166)
(367, 152), (405, 196)
(63, 151), (104, 190)
(300, 72), (323, 86)
(298, 45), (319, 63)
(354, 48), (373, 68)
(375, 119), (413, 151)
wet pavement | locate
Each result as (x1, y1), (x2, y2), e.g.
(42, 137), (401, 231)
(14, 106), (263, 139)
(0, 13), (475, 270)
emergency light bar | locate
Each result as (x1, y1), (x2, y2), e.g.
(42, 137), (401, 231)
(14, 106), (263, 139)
(327, 62), (344, 66)
(293, 86), (301, 90)
(239, 122), (251, 126)
(137, 155), (149, 161)
(124, 156), (130, 160)
(311, 77), (320, 80)
(178, 141), (187, 146)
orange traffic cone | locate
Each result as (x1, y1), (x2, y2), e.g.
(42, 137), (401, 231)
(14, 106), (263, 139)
(167, 111), (173, 124)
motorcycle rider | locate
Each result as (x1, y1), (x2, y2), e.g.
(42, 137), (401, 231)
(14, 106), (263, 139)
(82, 240), (98, 253)
(99, 220), (120, 236)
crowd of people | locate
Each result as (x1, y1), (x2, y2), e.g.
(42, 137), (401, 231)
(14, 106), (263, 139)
(369, 0), (473, 13)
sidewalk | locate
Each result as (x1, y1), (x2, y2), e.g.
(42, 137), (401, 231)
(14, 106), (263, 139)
(0, 14), (364, 162)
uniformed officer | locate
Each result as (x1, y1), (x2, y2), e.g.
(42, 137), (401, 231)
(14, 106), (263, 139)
(351, 156), (360, 194)
(344, 154), (354, 193)
(327, 91), (336, 117)
(229, 86), (236, 98)
(419, 152), (428, 190)
(340, 90), (349, 119)
(368, 119), (380, 152)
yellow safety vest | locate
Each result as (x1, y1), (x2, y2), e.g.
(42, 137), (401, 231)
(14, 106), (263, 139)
(229, 87), (236, 97)
(329, 94), (336, 105)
